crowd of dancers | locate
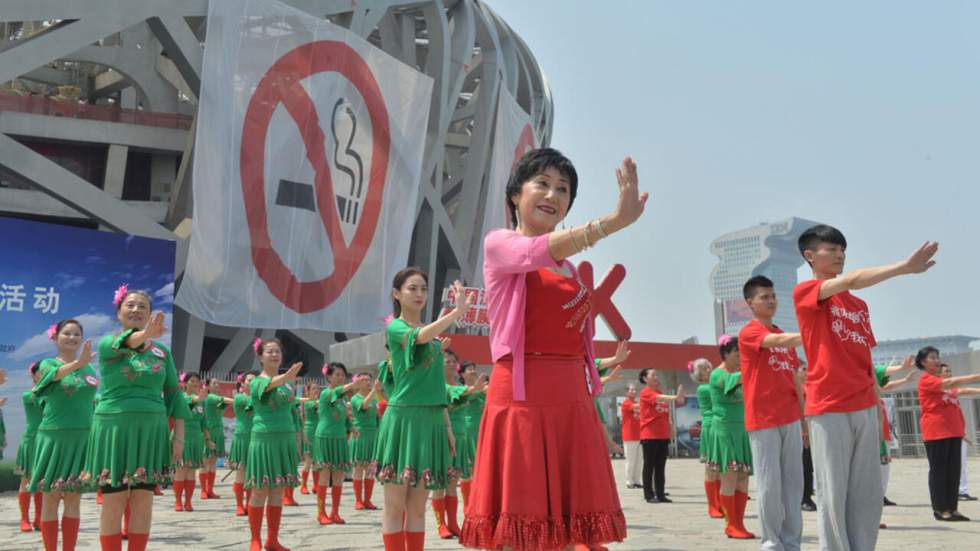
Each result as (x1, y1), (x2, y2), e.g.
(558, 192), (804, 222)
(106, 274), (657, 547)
(0, 147), (970, 551)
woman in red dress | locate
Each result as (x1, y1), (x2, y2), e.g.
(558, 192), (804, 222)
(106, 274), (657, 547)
(460, 148), (647, 550)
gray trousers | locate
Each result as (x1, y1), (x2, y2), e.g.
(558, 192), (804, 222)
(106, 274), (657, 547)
(809, 405), (883, 551)
(749, 421), (804, 551)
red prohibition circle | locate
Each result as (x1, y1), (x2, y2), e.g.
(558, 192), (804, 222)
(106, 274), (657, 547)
(240, 40), (391, 314)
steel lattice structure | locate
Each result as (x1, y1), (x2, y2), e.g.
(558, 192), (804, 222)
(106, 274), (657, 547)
(0, 0), (553, 375)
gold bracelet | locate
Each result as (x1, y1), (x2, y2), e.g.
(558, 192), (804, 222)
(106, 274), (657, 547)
(593, 218), (608, 239)
(582, 223), (593, 249)
(570, 226), (585, 252)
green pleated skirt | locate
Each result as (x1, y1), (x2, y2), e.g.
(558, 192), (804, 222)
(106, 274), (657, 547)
(349, 430), (377, 467)
(14, 435), (37, 477)
(373, 405), (451, 490)
(204, 426), (225, 458)
(302, 428), (316, 459)
(29, 429), (90, 493)
(245, 431), (299, 489)
(706, 423), (753, 474)
(313, 435), (350, 471)
(177, 430), (205, 469)
(448, 428), (475, 480)
(228, 431), (250, 470)
(698, 420), (714, 463)
(84, 412), (173, 487)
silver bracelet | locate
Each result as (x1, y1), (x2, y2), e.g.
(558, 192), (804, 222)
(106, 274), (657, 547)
(593, 218), (608, 239)
(582, 223), (593, 249)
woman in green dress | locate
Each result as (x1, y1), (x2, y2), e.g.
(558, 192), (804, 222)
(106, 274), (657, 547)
(17, 362), (44, 532)
(690, 357), (724, 519)
(229, 371), (256, 517)
(432, 356), (486, 540)
(30, 319), (98, 551)
(201, 377), (233, 499)
(457, 361), (485, 511)
(375, 269), (470, 551)
(299, 381), (320, 495)
(172, 372), (211, 512)
(350, 372), (382, 511)
(83, 286), (191, 551)
(314, 362), (367, 525)
(245, 337), (302, 551)
(708, 335), (755, 540)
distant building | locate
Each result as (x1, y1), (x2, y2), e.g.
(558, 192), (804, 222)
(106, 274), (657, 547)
(710, 217), (823, 338)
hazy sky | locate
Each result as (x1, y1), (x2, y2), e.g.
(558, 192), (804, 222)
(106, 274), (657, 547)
(488, 1), (980, 346)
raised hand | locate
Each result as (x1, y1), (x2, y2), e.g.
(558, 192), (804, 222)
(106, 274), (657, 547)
(451, 280), (472, 319)
(613, 340), (631, 365)
(285, 362), (303, 380)
(143, 312), (167, 339)
(79, 340), (96, 366)
(611, 157), (648, 230)
(440, 337), (452, 353)
(472, 373), (488, 393)
(900, 355), (914, 371)
(903, 241), (939, 274)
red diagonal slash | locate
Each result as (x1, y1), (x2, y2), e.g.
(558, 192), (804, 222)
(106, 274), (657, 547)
(577, 261), (632, 341)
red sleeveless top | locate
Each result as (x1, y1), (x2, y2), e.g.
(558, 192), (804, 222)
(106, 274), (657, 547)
(523, 267), (592, 357)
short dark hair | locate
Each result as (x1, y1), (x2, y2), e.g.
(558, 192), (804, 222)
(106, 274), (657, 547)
(638, 368), (653, 384)
(505, 148), (578, 228)
(324, 362), (348, 378)
(719, 336), (739, 358)
(798, 225), (847, 264)
(915, 346), (940, 370)
(742, 275), (774, 300)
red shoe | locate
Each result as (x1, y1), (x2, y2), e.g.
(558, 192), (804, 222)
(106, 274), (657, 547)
(175, 501), (184, 512)
(20, 519), (32, 532)
(318, 512), (333, 525)
(299, 486), (310, 495)
(208, 490), (222, 499)
(264, 543), (291, 551)
(880, 523), (887, 529)
(329, 513), (345, 525)
(183, 502), (194, 512)
(363, 501), (379, 510)
(354, 500), (365, 510)
(438, 524), (454, 539)
(153, 485), (164, 496)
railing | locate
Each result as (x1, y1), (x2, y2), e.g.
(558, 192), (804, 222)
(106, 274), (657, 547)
(0, 92), (192, 130)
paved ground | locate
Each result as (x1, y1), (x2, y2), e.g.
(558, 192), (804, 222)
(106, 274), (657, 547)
(3, 458), (980, 549)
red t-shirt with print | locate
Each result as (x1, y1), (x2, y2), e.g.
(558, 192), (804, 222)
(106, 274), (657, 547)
(918, 372), (965, 441)
(639, 387), (672, 440)
(793, 279), (877, 416)
(739, 319), (802, 431)
(620, 398), (640, 441)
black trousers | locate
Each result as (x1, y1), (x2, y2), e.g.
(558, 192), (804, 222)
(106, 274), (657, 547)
(802, 446), (814, 502)
(924, 437), (962, 513)
(641, 438), (669, 500)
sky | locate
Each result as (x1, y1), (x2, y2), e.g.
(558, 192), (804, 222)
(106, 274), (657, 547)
(488, 0), (980, 346)
(0, 217), (176, 450)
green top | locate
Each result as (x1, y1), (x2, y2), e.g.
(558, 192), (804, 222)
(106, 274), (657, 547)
(315, 386), (350, 438)
(696, 383), (714, 428)
(303, 400), (319, 434)
(291, 401), (302, 431)
(377, 360), (394, 398)
(709, 368), (745, 430)
(232, 394), (253, 435)
(385, 319), (448, 407)
(95, 330), (190, 420)
(182, 393), (207, 438)
(461, 392), (485, 433)
(34, 359), (98, 430)
(350, 394), (379, 432)
(204, 393), (227, 431)
(249, 376), (297, 434)
(874, 364), (890, 388)
(21, 390), (43, 439)
(446, 385), (469, 434)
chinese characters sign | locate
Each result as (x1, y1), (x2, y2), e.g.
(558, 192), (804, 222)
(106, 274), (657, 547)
(0, 285), (60, 314)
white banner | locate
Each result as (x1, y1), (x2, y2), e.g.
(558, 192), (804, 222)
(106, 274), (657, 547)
(476, 87), (537, 284)
(176, 0), (433, 332)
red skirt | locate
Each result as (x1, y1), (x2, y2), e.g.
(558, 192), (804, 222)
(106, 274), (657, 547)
(459, 355), (627, 550)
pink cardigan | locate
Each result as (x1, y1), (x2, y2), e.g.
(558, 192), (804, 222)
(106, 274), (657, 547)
(483, 229), (602, 401)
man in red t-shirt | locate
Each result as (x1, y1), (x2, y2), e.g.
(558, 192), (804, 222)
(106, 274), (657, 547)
(739, 275), (804, 551)
(620, 384), (642, 488)
(793, 224), (938, 550)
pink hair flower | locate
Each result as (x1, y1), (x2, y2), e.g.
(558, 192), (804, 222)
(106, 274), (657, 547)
(47, 323), (58, 341)
(687, 360), (695, 373)
(382, 314), (395, 327)
(718, 334), (733, 347)
(113, 284), (129, 306)
(321, 363), (330, 377)
(252, 337), (263, 355)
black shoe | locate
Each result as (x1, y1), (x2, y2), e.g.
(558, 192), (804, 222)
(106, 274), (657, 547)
(950, 511), (971, 522)
(960, 493), (978, 501)
(801, 500), (817, 512)
(883, 496), (897, 506)
(656, 495), (673, 503)
(935, 511), (954, 521)
(626, 483), (642, 489)
(645, 497), (660, 503)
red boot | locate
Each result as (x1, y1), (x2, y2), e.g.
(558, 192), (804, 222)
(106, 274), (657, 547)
(247, 505), (264, 551)
(207, 472), (221, 499)
(99, 533), (123, 551)
(353, 480), (364, 510)
(706, 480), (724, 518)
(460, 480), (472, 510)
(264, 505), (290, 551)
(316, 485), (331, 525)
(199, 472), (209, 499)
(432, 497), (453, 539)
(40, 519), (59, 551)
(183, 479), (196, 512)
(122, 502), (130, 539)
(312, 471), (321, 495)
(234, 482), (247, 516)
(446, 495), (462, 537)
(406, 531), (425, 551)
(18, 491), (32, 532)
(33, 492), (42, 530)
(97, 487), (104, 505)
(363, 479), (378, 510)
(173, 480), (185, 512)
(127, 533), (150, 551)
(62, 516), (80, 551)
(282, 486), (298, 506)
(329, 485), (345, 524)
(382, 532), (405, 551)
(300, 470), (310, 495)
(153, 485), (164, 497)
(721, 493), (755, 539)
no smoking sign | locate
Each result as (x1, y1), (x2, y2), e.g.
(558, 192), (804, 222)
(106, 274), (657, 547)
(240, 40), (391, 314)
